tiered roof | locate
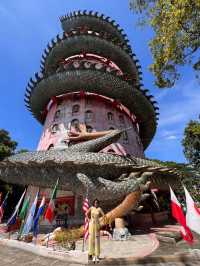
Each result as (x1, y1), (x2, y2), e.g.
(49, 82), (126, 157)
(24, 11), (159, 149)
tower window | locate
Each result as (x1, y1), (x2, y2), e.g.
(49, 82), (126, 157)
(86, 125), (93, 133)
(107, 149), (115, 154)
(107, 112), (114, 121)
(122, 131), (129, 144)
(47, 144), (54, 150)
(136, 135), (142, 146)
(85, 110), (93, 122)
(71, 119), (80, 132)
(51, 124), (59, 134)
(54, 110), (61, 120)
(72, 104), (80, 115)
(119, 114), (125, 124)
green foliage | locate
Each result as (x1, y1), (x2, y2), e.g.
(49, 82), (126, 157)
(130, 0), (200, 88)
(151, 158), (200, 202)
(16, 149), (29, 154)
(0, 129), (17, 161)
(182, 120), (200, 169)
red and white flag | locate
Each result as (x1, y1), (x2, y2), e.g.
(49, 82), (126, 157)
(82, 197), (89, 240)
(184, 186), (200, 235)
(169, 186), (193, 244)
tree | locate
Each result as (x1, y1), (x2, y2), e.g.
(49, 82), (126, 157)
(0, 129), (17, 161)
(16, 149), (29, 154)
(130, 0), (200, 88)
(151, 159), (200, 202)
(0, 130), (27, 217)
(182, 120), (200, 169)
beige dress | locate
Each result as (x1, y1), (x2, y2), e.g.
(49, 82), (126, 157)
(88, 207), (103, 257)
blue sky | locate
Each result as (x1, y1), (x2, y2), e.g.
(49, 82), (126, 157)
(0, 0), (199, 163)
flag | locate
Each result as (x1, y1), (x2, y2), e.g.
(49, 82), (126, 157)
(33, 196), (45, 237)
(44, 179), (59, 223)
(0, 192), (9, 223)
(169, 186), (193, 244)
(82, 197), (89, 240)
(22, 192), (38, 236)
(184, 186), (200, 235)
(7, 189), (26, 226)
(18, 196), (30, 238)
(19, 196), (30, 221)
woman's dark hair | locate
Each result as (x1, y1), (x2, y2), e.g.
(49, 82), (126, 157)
(92, 198), (100, 206)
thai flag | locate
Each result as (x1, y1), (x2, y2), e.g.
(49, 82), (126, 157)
(33, 196), (45, 237)
(22, 192), (39, 236)
(0, 192), (9, 223)
(7, 189), (26, 226)
(82, 197), (89, 240)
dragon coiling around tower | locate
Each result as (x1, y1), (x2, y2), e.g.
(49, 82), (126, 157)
(0, 11), (180, 227)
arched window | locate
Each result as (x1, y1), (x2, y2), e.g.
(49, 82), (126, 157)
(85, 110), (93, 122)
(122, 131), (129, 144)
(71, 119), (80, 132)
(72, 104), (80, 115)
(51, 124), (59, 134)
(107, 112), (114, 121)
(107, 149), (115, 154)
(54, 110), (61, 120)
(119, 114), (125, 124)
(47, 144), (54, 150)
(86, 125), (93, 133)
(136, 135), (142, 146)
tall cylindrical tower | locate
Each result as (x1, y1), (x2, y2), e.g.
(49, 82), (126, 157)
(25, 11), (158, 156)
(23, 11), (159, 225)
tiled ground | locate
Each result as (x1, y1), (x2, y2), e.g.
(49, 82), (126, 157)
(0, 225), (200, 265)
(76, 233), (158, 259)
(0, 244), (199, 266)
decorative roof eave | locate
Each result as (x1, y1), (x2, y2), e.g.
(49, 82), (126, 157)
(25, 69), (157, 149)
(39, 33), (141, 84)
(24, 68), (159, 128)
(60, 10), (131, 50)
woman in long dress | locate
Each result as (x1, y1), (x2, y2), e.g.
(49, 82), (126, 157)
(86, 199), (104, 263)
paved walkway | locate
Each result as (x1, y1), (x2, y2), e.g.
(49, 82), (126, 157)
(76, 233), (159, 259)
(0, 225), (200, 265)
(0, 244), (199, 266)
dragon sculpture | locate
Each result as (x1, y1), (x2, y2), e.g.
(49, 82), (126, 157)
(0, 129), (179, 226)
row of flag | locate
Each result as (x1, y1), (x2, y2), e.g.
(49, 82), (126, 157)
(0, 179), (59, 238)
(1, 182), (200, 244)
(170, 185), (200, 244)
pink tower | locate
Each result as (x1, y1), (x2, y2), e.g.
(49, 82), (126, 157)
(24, 11), (158, 226)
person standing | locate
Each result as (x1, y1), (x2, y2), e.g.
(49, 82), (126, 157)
(86, 199), (104, 263)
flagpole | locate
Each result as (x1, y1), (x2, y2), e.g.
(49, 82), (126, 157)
(34, 188), (41, 245)
(46, 178), (59, 248)
(82, 186), (89, 252)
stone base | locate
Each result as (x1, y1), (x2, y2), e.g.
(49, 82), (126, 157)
(113, 227), (131, 241)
